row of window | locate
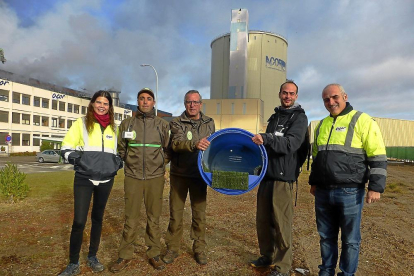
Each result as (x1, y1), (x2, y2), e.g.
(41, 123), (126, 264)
(0, 89), (88, 113)
(0, 111), (128, 128)
(0, 132), (60, 147)
(1, 90), (128, 120)
(0, 111), (75, 128)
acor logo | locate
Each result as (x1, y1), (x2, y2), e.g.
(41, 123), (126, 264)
(52, 93), (65, 100)
(265, 56), (286, 71)
(335, 126), (347, 132)
(0, 80), (10, 86)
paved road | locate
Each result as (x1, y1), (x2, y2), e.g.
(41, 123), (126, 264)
(0, 155), (73, 174)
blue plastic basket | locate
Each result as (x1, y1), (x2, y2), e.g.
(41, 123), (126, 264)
(197, 128), (268, 195)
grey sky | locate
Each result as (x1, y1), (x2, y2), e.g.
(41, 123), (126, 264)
(1, 0), (413, 122)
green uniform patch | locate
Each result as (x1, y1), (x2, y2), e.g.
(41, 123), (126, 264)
(211, 171), (249, 190)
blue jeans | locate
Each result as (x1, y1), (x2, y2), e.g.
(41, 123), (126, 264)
(314, 187), (365, 276)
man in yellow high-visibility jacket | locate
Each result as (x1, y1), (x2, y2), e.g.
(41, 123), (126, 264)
(309, 84), (387, 276)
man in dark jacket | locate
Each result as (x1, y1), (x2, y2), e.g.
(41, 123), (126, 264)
(110, 88), (170, 272)
(309, 84), (387, 276)
(251, 80), (308, 276)
(162, 90), (215, 266)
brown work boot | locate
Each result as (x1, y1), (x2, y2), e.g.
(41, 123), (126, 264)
(109, 258), (130, 273)
(194, 252), (207, 265)
(162, 250), (179, 264)
(149, 255), (165, 270)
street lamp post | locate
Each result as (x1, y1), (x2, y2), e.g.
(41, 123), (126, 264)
(140, 64), (158, 116)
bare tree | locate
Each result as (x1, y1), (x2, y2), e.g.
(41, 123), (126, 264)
(0, 48), (6, 64)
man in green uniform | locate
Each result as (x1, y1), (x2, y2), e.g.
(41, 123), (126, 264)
(110, 88), (170, 272)
(162, 90), (215, 265)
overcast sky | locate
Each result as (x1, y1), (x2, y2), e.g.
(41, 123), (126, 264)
(1, 0), (413, 122)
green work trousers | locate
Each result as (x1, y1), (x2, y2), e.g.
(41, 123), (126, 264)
(118, 175), (165, 259)
(165, 175), (207, 254)
(256, 180), (293, 274)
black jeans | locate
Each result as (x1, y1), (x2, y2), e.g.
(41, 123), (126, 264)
(69, 175), (113, 263)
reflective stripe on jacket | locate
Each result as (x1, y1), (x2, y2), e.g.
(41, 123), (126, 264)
(117, 108), (170, 180)
(309, 103), (387, 192)
(170, 111), (215, 178)
(61, 117), (122, 180)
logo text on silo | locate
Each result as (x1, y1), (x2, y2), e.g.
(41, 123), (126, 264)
(265, 56), (286, 71)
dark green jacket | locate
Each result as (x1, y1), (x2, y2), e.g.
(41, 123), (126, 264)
(117, 108), (170, 180)
(170, 111), (215, 178)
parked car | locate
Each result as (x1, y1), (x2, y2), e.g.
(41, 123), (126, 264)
(36, 150), (67, 163)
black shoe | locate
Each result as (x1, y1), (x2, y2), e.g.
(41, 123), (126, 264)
(87, 256), (105, 272)
(58, 263), (80, 276)
(250, 256), (275, 268)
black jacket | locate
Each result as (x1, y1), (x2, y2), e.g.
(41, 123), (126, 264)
(260, 105), (308, 182)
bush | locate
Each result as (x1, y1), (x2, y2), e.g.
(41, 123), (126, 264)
(0, 162), (29, 203)
(40, 141), (54, 152)
(9, 151), (36, 156)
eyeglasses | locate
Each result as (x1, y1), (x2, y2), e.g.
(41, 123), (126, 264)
(185, 100), (201, 106)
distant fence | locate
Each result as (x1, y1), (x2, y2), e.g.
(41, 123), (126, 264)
(386, 147), (414, 161)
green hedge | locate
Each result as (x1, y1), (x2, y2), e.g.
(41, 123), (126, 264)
(386, 147), (414, 161)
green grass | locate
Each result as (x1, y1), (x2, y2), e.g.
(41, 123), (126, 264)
(385, 182), (404, 194)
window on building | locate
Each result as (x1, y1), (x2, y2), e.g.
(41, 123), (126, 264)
(68, 103), (73, 113)
(42, 98), (49, 108)
(12, 133), (20, 146)
(52, 118), (58, 128)
(22, 114), (30, 125)
(0, 110), (8, 123)
(33, 134), (40, 146)
(52, 100), (58, 110)
(59, 101), (65, 111)
(81, 106), (87, 115)
(22, 133), (30, 146)
(217, 103), (221, 114)
(67, 120), (73, 129)
(13, 92), (20, 104)
(74, 105), (79, 114)
(231, 103), (234, 115)
(42, 116), (49, 127)
(22, 94), (30, 105)
(0, 89), (9, 102)
(33, 115), (40, 126)
(34, 96), (40, 107)
(243, 103), (246, 115)
(12, 112), (20, 124)
(0, 132), (8, 144)
(59, 118), (65, 128)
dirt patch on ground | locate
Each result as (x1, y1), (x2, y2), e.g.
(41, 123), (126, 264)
(0, 164), (413, 276)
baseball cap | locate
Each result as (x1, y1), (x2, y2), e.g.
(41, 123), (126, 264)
(137, 88), (155, 100)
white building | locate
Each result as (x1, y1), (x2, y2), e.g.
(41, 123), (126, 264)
(0, 70), (132, 154)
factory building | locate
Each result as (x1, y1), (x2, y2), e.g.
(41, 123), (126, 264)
(0, 69), (133, 154)
(203, 8), (288, 133)
(309, 118), (414, 161)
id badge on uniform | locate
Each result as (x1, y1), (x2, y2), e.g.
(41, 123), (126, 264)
(122, 131), (134, 139)
(274, 125), (285, 137)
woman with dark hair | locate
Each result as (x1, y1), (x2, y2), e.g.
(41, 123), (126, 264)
(58, 91), (123, 276)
